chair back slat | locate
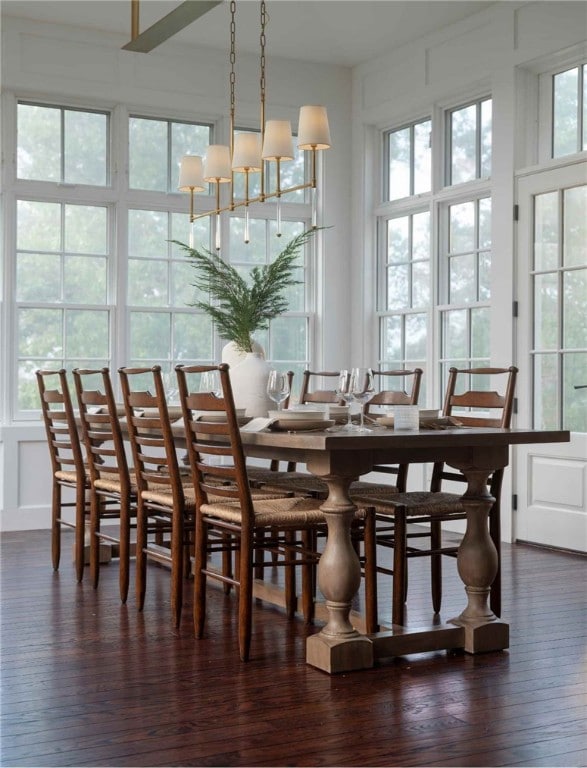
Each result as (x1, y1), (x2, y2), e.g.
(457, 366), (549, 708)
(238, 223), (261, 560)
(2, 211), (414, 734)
(119, 366), (185, 505)
(73, 367), (131, 493)
(176, 363), (255, 522)
(36, 369), (86, 480)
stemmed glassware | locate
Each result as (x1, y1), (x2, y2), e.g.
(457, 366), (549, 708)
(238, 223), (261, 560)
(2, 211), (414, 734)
(349, 367), (375, 433)
(200, 370), (222, 397)
(336, 369), (357, 432)
(266, 370), (290, 411)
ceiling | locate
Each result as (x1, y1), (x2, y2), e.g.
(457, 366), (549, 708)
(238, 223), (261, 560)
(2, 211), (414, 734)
(1, 0), (496, 68)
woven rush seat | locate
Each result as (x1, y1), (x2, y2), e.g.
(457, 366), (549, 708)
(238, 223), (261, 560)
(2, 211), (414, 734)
(353, 490), (463, 517)
(201, 495), (326, 526)
(257, 472), (398, 500)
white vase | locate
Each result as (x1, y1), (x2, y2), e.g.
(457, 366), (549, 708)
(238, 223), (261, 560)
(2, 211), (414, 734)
(223, 344), (272, 417)
(221, 340), (265, 369)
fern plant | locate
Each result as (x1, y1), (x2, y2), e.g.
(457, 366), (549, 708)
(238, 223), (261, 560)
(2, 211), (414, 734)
(173, 229), (318, 353)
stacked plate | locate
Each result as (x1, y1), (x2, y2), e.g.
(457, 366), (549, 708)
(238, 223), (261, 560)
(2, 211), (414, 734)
(267, 409), (334, 431)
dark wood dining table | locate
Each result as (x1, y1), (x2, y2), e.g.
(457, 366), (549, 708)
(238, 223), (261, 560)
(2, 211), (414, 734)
(193, 424), (570, 673)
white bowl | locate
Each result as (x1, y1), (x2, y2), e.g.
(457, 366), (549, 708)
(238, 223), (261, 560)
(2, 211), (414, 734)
(419, 409), (440, 420)
(268, 409), (326, 421)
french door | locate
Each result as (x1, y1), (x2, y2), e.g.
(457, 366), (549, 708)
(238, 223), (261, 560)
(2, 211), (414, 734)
(515, 162), (587, 551)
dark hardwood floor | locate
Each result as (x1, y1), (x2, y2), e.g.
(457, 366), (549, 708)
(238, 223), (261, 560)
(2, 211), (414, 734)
(1, 529), (586, 768)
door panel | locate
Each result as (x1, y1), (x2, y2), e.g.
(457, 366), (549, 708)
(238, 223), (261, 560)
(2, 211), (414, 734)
(515, 163), (587, 552)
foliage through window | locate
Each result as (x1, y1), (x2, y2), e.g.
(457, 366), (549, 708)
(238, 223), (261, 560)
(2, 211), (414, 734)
(448, 98), (492, 185)
(552, 64), (587, 158)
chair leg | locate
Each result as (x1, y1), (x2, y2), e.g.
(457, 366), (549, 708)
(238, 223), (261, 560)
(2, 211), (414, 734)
(238, 528), (253, 662)
(301, 529), (314, 624)
(171, 514), (184, 629)
(222, 532), (233, 594)
(51, 484), (61, 571)
(135, 501), (148, 612)
(90, 493), (100, 589)
(430, 519), (442, 614)
(119, 496), (131, 604)
(74, 485), (87, 583)
(194, 518), (208, 639)
(392, 509), (407, 627)
(363, 511), (378, 633)
(284, 530), (296, 619)
(489, 505), (501, 617)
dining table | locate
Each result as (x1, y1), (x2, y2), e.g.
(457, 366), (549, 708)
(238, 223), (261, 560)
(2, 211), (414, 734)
(185, 423), (570, 674)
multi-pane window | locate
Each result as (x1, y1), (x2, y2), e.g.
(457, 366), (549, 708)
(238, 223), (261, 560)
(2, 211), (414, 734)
(448, 98), (492, 185)
(552, 64), (587, 158)
(378, 98), (492, 408)
(15, 199), (111, 410)
(439, 197), (492, 391)
(531, 185), (587, 431)
(127, 209), (214, 387)
(129, 116), (211, 192)
(17, 102), (109, 185)
(385, 119), (431, 201)
(380, 211), (430, 401)
(12, 101), (314, 415)
(228, 217), (311, 383)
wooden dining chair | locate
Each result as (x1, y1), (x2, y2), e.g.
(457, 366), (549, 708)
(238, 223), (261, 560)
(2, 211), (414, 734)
(36, 368), (90, 582)
(175, 363), (378, 661)
(118, 365), (195, 628)
(353, 365), (518, 625)
(73, 367), (135, 603)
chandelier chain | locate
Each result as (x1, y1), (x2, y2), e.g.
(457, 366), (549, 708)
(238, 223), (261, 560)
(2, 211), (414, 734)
(229, 0), (236, 124)
(259, 0), (267, 106)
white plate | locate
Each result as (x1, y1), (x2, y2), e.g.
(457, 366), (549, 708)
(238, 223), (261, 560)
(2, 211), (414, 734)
(195, 408), (246, 422)
(269, 418), (335, 432)
(268, 409), (326, 421)
(419, 409), (440, 420)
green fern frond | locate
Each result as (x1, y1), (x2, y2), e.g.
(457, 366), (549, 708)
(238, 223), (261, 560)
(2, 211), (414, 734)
(172, 228), (320, 352)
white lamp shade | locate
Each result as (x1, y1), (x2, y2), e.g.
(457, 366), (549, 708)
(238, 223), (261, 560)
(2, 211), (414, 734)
(262, 120), (294, 160)
(297, 105), (331, 150)
(204, 145), (232, 182)
(232, 133), (262, 172)
(178, 155), (205, 191)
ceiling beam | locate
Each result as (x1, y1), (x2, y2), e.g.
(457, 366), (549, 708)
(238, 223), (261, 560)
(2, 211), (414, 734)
(122, 0), (223, 53)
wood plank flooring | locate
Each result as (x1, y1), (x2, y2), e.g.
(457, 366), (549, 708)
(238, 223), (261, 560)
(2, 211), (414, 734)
(1, 529), (586, 767)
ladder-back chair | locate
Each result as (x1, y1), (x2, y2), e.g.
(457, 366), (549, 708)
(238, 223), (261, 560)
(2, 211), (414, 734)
(353, 365), (518, 625)
(73, 367), (135, 602)
(36, 368), (90, 582)
(119, 365), (195, 628)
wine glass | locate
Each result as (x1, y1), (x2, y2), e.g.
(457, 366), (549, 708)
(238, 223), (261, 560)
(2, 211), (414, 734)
(336, 369), (358, 431)
(349, 367), (375, 433)
(267, 370), (290, 411)
(200, 370), (222, 398)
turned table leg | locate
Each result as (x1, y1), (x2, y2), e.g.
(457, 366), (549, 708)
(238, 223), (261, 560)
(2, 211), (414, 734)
(448, 468), (509, 653)
(306, 475), (374, 673)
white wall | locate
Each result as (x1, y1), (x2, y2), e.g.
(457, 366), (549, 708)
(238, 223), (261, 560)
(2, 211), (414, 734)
(0, 13), (352, 530)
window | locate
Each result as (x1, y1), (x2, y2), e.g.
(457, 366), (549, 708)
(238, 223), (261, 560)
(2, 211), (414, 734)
(15, 199), (111, 410)
(378, 98), (492, 407)
(552, 64), (587, 158)
(129, 116), (211, 192)
(385, 119), (431, 201)
(448, 98), (492, 185)
(10, 101), (315, 415)
(439, 197), (492, 392)
(17, 102), (109, 185)
(379, 211), (430, 401)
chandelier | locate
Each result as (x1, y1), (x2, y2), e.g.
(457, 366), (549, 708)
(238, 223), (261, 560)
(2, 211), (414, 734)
(177, 0), (331, 250)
